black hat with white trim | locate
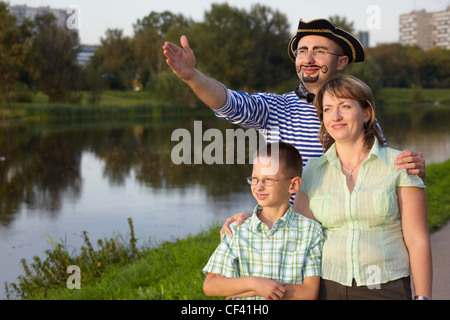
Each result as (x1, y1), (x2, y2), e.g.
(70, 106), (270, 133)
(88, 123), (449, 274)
(288, 18), (365, 63)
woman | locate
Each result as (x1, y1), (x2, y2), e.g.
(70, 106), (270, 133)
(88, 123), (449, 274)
(295, 75), (432, 299)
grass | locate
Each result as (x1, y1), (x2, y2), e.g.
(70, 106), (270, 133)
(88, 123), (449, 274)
(5, 222), (223, 300)
(33, 225), (223, 300)
(1, 87), (450, 121)
(379, 87), (450, 106)
(0, 90), (210, 121)
(425, 160), (450, 232)
(3, 160), (449, 300)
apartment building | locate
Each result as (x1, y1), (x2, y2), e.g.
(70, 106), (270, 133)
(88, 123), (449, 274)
(399, 7), (450, 50)
(7, 4), (91, 64)
(433, 8), (450, 49)
(8, 4), (69, 28)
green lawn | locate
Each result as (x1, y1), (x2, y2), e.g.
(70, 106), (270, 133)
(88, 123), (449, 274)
(380, 87), (450, 105)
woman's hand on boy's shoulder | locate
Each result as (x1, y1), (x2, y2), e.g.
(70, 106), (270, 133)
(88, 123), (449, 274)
(394, 149), (426, 181)
(220, 212), (252, 240)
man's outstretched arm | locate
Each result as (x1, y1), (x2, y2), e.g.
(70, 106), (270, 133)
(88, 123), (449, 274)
(163, 35), (227, 109)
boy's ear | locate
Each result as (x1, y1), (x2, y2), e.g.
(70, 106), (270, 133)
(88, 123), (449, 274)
(289, 177), (302, 194)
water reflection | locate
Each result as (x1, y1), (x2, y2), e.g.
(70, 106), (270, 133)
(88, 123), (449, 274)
(0, 108), (449, 297)
(0, 117), (260, 297)
(1, 124), (82, 220)
(0, 118), (255, 225)
(379, 107), (450, 164)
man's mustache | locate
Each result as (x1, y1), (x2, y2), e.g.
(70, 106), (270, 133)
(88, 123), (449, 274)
(297, 65), (328, 74)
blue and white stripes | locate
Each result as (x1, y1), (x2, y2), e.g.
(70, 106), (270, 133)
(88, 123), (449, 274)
(213, 88), (324, 166)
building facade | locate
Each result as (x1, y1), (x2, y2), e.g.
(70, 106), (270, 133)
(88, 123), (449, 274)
(433, 8), (450, 49)
(399, 7), (450, 50)
(8, 4), (69, 29)
(8, 4), (92, 64)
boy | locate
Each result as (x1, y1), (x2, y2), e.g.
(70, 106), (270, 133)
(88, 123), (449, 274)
(202, 142), (323, 300)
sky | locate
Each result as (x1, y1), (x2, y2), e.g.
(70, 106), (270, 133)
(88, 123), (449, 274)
(6, 0), (450, 46)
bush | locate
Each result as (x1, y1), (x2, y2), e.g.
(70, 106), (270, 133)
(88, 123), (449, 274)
(5, 218), (140, 299)
(147, 70), (202, 109)
(10, 83), (36, 103)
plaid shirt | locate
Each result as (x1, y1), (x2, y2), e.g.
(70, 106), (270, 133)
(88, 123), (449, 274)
(203, 205), (324, 300)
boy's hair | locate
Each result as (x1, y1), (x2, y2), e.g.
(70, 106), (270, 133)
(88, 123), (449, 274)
(255, 142), (303, 178)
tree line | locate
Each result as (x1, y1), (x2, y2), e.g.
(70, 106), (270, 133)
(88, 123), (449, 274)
(1, 2), (449, 110)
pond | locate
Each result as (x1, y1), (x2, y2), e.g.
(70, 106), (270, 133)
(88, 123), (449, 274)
(1, 107), (449, 298)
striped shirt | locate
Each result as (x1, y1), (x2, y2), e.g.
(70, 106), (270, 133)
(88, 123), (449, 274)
(213, 88), (324, 166)
(300, 140), (426, 287)
(203, 205), (324, 300)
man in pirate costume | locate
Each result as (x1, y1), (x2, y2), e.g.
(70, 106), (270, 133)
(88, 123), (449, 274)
(163, 18), (425, 177)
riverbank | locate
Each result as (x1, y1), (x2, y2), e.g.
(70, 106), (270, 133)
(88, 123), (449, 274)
(4, 159), (450, 300)
(1, 87), (450, 121)
(0, 90), (210, 121)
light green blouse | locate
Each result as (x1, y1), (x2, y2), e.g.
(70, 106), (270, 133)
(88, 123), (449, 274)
(300, 140), (426, 287)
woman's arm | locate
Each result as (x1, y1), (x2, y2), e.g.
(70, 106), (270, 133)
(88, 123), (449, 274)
(220, 190), (316, 239)
(398, 186), (432, 299)
(293, 191), (316, 220)
(220, 213), (252, 239)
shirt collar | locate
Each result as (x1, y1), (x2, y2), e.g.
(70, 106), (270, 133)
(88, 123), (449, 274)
(369, 139), (388, 165)
(250, 204), (295, 232)
(294, 82), (315, 103)
(320, 139), (388, 169)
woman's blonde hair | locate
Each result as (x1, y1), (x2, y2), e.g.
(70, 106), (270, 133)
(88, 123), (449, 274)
(314, 75), (384, 152)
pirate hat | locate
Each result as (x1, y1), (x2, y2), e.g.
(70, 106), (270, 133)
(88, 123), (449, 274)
(288, 18), (365, 63)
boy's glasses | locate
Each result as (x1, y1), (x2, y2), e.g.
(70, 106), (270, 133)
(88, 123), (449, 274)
(246, 177), (293, 187)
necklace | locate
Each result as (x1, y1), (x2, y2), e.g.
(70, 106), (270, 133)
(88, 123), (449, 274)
(341, 151), (368, 181)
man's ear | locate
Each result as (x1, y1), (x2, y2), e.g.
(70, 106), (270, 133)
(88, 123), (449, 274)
(337, 55), (349, 71)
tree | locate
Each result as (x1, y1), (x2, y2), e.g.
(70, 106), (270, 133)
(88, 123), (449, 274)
(80, 61), (106, 104)
(0, 3), (33, 109)
(369, 43), (417, 87)
(93, 29), (133, 90)
(340, 54), (383, 106)
(247, 4), (291, 91)
(419, 47), (450, 88)
(133, 11), (192, 40)
(189, 3), (254, 89)
(31, 13), (80, 103)
(132, 11), (193, 89)
(328, 15), (355, 33)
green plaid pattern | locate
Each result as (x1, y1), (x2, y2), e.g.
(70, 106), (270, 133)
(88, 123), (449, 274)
(203, 205), (324, 300)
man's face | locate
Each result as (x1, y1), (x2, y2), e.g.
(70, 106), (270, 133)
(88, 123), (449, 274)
(295, 35), (348, 90)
